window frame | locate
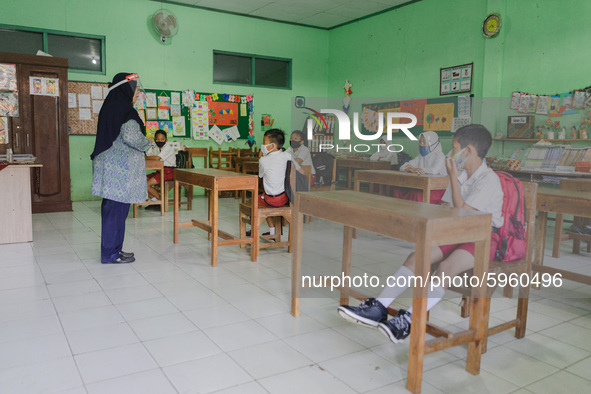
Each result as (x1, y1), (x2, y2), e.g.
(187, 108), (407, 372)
(0, 24), (106, 75)
(213, 50), (292, 90)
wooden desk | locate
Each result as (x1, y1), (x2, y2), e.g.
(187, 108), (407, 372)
(534, 188), (591, 285)
(173, 169), (259, 266)
(291, 190), (492, 393)
(354, 170), (449, 203)
(234, 156), (259, 173)
(133, 160), (164, 217)
(0, 163), (42, 244)
(337, 158), (391, 189)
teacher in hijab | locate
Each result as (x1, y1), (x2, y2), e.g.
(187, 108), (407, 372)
(91, 73), (150, 264)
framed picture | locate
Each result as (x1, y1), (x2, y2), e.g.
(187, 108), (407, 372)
(572, 90), (586, 109)
(507, 115), (535, 139)
(440, 63), (472, 96)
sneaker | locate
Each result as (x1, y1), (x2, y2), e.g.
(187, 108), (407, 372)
(119, 251), (134, 258)
(337, 298), (388, 328)
(102, 256), (135, 264)
(377, 309), (412, 343)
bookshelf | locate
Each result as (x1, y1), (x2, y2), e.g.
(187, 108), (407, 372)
(493, 138), (591, 154)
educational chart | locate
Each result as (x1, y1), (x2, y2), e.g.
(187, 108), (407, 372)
(361, 95), (471, 137)
(68, 81), (109, 135)
(440, 63), (473, 96)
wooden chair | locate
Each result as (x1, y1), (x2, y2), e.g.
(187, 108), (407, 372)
(239, 160), (260, 201)
(552, 179), (591, 258)
(209, 147), (234, 170)
(236, 148), (257, 159)
(452, 182), (538, 352)
(161, 150), (193, 213)
(133, 159), (164, 217)
(185, 147), (209, 198)
(239, 162), (296, 258)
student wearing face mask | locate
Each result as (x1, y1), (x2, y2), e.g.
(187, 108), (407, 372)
(246, 128), (292, 238)
(145, 129), (176, 207)
(286, 130), (316, 185)
(337, 125), (504, 344)
(393, 131), (447, 203)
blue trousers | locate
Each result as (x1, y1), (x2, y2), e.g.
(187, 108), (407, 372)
(101, 198), (130, 262)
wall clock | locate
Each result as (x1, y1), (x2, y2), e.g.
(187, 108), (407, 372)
(483, 13), (502, 38)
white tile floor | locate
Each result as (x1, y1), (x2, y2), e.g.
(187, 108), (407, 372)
(0, 197), (590, 393)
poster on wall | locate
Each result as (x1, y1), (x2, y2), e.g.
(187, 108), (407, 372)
(0, 116), (8, 144)
(440, 63), (472, 96)
(423, 102), (455, 131)
(0, 92), (18, 117)
(209, 102), (238, 126)
(0, 64), (17, 91)
(29, 77), (60, 96)
(191, 101), (209, 140)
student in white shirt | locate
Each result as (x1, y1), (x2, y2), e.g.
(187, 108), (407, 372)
(286, 130), (316, 184)
(370, 136), (398, 167)
(145, 130), (176, 204)
(338, 125), (504, 344)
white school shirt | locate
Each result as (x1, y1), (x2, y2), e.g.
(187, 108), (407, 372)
(146, 142), (176, 167)
(441, 161), (504, 228)
(259, 150), (291, 195)
(286, 144), (315, 174)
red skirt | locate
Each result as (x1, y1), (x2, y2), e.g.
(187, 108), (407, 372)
(147, 167), (175, 183)
(392, 187), (445, 205)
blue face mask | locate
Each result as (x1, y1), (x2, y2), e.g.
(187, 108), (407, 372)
(419, 146), (430, 157)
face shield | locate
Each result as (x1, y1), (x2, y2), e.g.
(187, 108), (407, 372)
(109, 73), (146, 109)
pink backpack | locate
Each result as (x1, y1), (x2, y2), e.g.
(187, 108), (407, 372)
(493, 172), (527, 261)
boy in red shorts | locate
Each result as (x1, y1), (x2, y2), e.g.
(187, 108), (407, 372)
(338, 124), (504, 343)
(145, 130), (176, 207)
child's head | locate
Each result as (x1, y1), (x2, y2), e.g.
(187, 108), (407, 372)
(154, 130), (167, 148)
(290, 130), (305, 149)
(262, 128), (285, 155)
(452, 124), (492, 159)
(419, 131), (440, 156)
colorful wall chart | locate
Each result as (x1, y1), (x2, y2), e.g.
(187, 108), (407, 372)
(423, 103), (455, 131)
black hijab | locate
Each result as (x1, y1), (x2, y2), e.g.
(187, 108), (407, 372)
(90, 72), (146, 160)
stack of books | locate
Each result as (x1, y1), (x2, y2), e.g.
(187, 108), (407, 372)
(0, 153), (37, 163)
(523, 145), (591, 173)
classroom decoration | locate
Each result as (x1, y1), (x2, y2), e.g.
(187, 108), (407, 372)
(191, 101), (208, 140)
(0, 116), (8, 144)
(0, 64), (19, 117)
(261, 114), (274, 132)
(440, 63), (472, 95)
(29, 76), (59, 97)
(209, 125), (225, 145)
(343, 79), (353, 114)
(507, 115), (535, 139)
(424, 103), (455, 131)
(172, 116), (185, 136)
(0, 64), (17, 91)
(146, 121), (159, 138)
(68, 81), (109, 134)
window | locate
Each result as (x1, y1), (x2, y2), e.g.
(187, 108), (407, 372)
(213, 51), (291, 89)
(0, 25), (105, 74)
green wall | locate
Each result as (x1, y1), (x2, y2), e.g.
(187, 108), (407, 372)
(3, 0), (591, 200)
(0, 0), (329, 200)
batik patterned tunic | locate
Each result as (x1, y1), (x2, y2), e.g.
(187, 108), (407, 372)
(92, 120), (151, 203)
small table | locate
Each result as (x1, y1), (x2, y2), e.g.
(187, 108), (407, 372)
(354, 170), (450, 203)
(337, 158), (391, 189)
(291, 190), (492, 394)
(173, 168), (259, 266)
(0, 162), (42, 244)
(534, 188), (591, 285)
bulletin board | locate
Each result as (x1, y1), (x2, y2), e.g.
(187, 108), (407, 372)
(67, 81), (110, 135)
(140, 89), (252, 140)
(361, 94), (473, 138)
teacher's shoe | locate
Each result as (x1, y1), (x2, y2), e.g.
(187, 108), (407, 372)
(377, 309), (412, 343)
(337, 298), (388, 328)
(119, 251), (134, 258)
(102, 256), (135, 264)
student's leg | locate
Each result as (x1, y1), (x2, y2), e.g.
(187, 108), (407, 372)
(147, 177), (161, 199)
(266, 217), (276, 235)
(101, 199), (132, 263)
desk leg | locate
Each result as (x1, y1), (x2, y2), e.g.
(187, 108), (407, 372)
(423, 187), (430, 204)
(211, 184), (219, 267)
(173, 180), (179, 244)
(291, 195), (304, 317)
(340, 226), (354, 306)
(348, 168), (352, 189)
(251, 183), (259, 262)
(552, 213), (564, 258)
(352, 180), (361, 239)
(534, 211), (548, 267)
(466, 237), (490, 374)
(407, 236), (430, 394)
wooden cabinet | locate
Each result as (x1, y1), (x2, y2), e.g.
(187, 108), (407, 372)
(0, 52), (71, 213)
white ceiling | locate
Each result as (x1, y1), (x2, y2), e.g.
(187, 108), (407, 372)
(157, 0), (417, 29)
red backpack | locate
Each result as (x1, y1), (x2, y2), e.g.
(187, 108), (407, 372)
(493, 171), (527, 261)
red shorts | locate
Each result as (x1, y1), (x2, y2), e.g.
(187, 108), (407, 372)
(439, 233), (499, 262)
(392, 187), (445, 205)
(258, 192), (289, 207)
(147, 167), (174, 183)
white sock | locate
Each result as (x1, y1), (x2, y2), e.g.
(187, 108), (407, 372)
(151, 197), (158, 201)
(407, 282), (445, 315)
(377, 266), (414, 308)
(269, 227), (276, 235)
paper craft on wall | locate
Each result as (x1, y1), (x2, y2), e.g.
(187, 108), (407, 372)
(209, 102), (238, 126)
(0, 64), (17, 91)
(224, 125), (240, 141)
(158, 96), (170, 108)
(209, 125), (225, 145)
(0, 92), (19, 117)
(134, 92), (146, 110)
(549, 95), (561, 116)
(457, 95), (471, 118)
(517, 94), (530, 113)
(171, 105), (181, 116)
(451, 117), (471, 133)
(572, 90), (586, 109)
(191, 101), (209, 140)
(78, 94), (91, 107)
(158, 108), (169, 120)
(182, 90), (195, 107)
(145, 92), (157, 107)
(146, 108), (157, 120)
(146, 121), (159, 138)
(527, 95), (538, 113)
(510, 92), (521, 110)
(536, 95), (550, 115)
(424, 103), (454, 131)
(400, 99), (427, 125)
(562, 93), (576, 115)
(29, 77), (59, 96)
(172, 116), (185, 136)
(0, 116), (9, 144)
(158, 121), (173, 137)
(171, 92), (180, 106)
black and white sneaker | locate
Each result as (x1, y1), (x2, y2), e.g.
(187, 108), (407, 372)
(102, 256), (135, 264)
(337, 298), (388, 328)
(378, 309), (412, 343)
(119, 251), (134, 258)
